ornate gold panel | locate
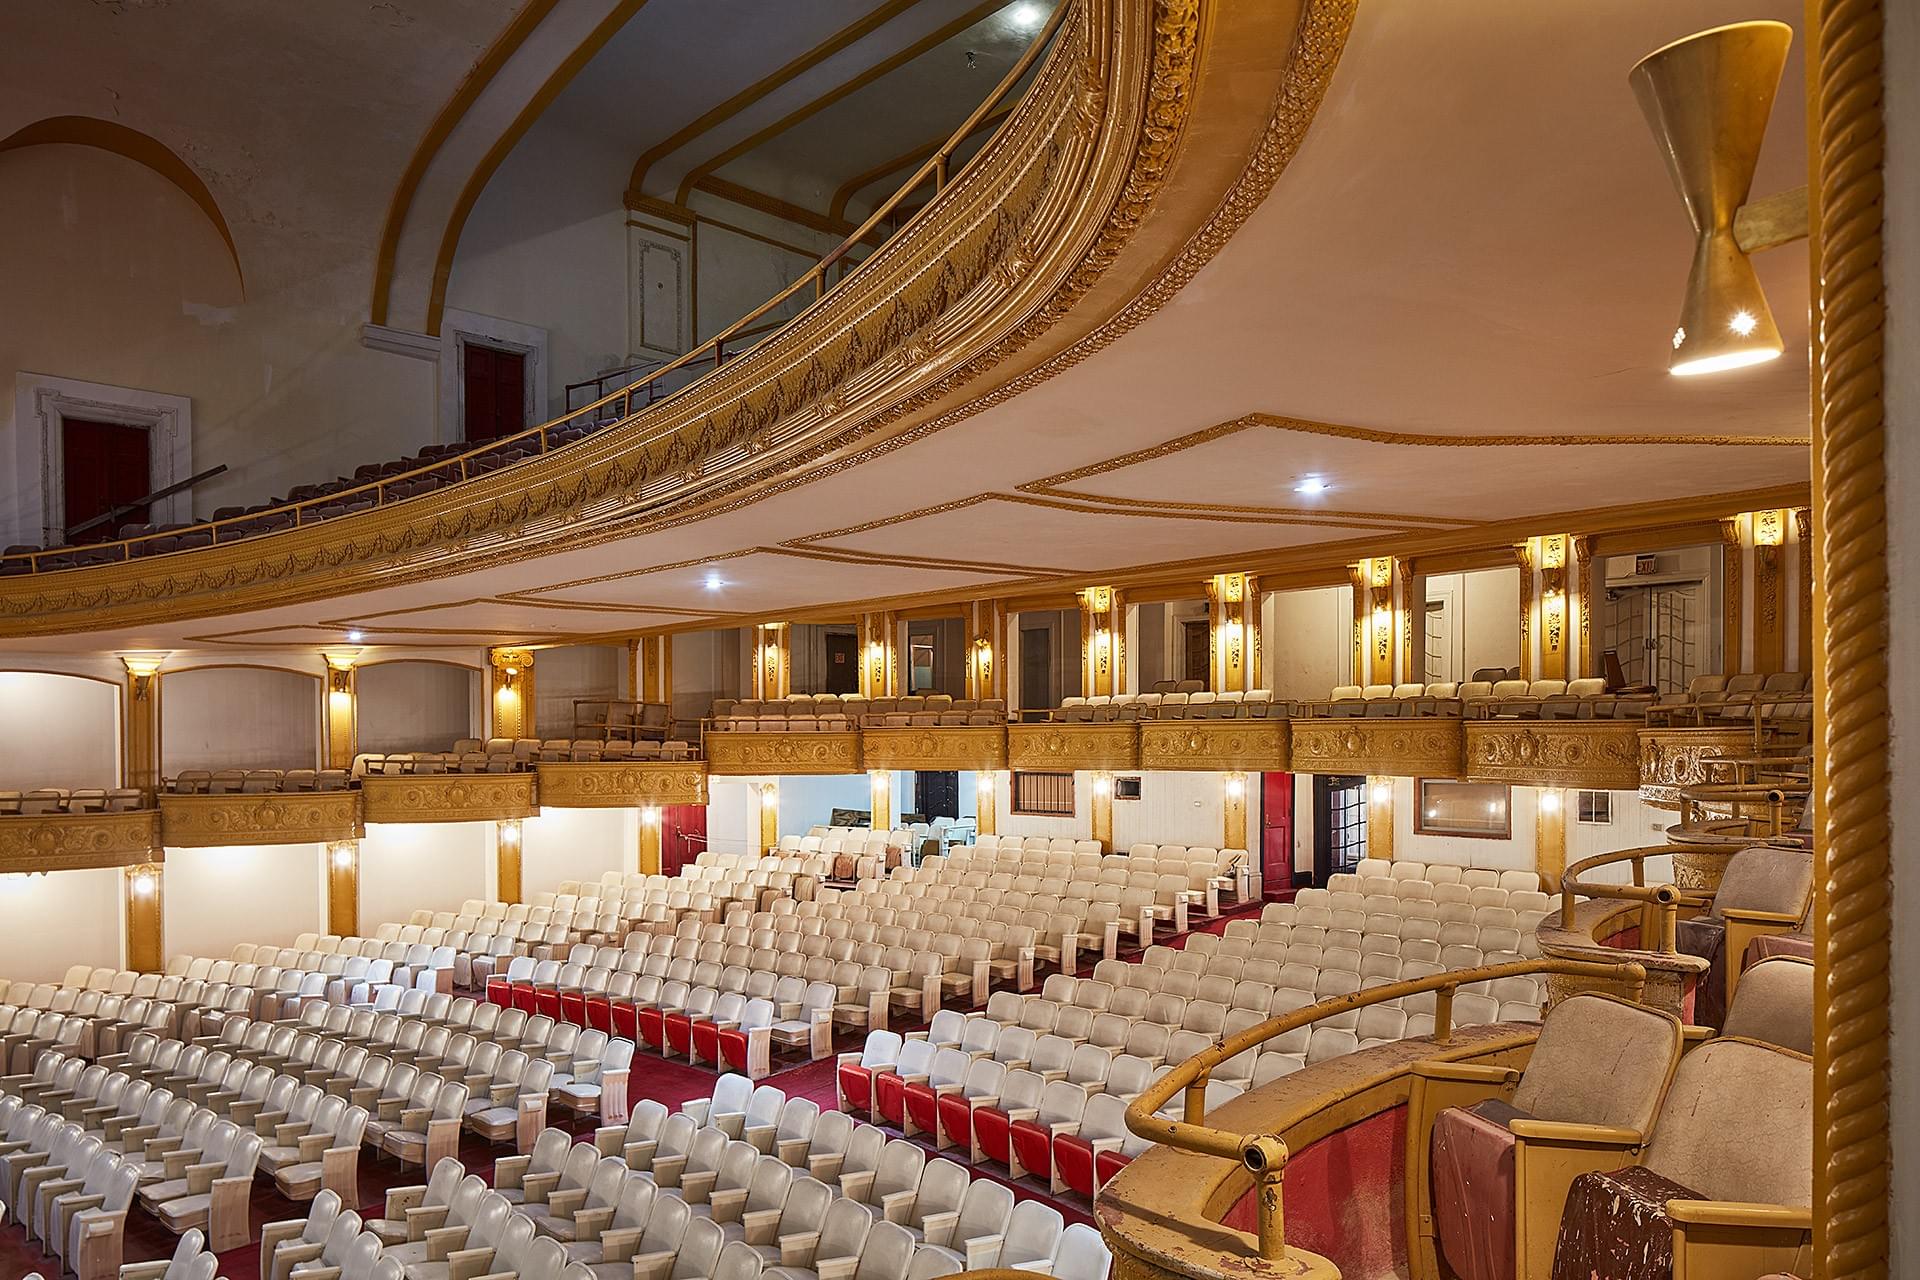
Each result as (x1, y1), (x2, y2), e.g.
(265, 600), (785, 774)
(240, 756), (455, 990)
(0, 810), (160, 873)
(860, 727), (1009, 772)
(1287, 718), (1464, 779)
(1138, 721), (1288, 772)
(1636, 727), (1755, 809)
(1005, 723), (1140, 771)
(704, 732), (863, 776)
(534, 762), (709, 808)
(1463, 722), (1642, 791)
(160, 792), (363, 847)
(359, 774), (539, 824)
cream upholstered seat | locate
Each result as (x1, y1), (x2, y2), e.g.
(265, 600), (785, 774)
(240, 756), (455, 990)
(1718, 956), (1814, 1055)
(1676, 844), (1815, 1028)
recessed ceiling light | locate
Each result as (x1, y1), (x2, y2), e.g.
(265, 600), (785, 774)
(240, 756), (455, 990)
(704, 573), (725, 591)
(1294, 477), (1329, 496)
(346, 630), (365, 643)
(1007, 2), (1045, 32)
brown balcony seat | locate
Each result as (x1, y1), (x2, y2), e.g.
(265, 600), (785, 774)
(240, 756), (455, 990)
(1674, 845), (1814, 1029)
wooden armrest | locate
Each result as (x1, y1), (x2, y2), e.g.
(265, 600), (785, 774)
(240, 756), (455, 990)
(544, 1188), (588, 1219)
(423, 1224), (471, 1260)
(776, 1231), (821, 1269)
(595, 1226), (643, 1262)
(1410, 1061), (1521, 1085)
(740, 1207), (784, 1246)
(1667, 1199), (1813, 1229)
(1720, 908), (1806, 925)
(1507, 1119), (1644, 1146)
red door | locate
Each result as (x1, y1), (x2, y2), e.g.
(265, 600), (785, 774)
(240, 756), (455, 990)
(62, 419), (152, 542)
(1260, 772), (1295, 899)
(660, 804), (708, 877)
(463, 345), (526, 443)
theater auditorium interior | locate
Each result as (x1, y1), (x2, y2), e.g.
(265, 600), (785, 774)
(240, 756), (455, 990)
(0, 1), (1912, 1278)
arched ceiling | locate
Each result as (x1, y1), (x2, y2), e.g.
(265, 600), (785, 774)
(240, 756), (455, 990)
(0, 0), (1814, 653)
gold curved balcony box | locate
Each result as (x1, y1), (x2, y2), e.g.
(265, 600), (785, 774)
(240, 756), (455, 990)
(0, 809), (161, 873)
(1288, 718), (1466, 779)
(534, 761), (709, 808)
(1138, 721), (1288, 772)
(1535, 897), (1705, 1017)
(860, 727), (1008, 772)
(704, 732), (863, 776)
(1463, 722), (1643, 791)
(360, 773), (539, 823)
(159, 791), (363, 848)
(1638, 726), (1761, 808)
(1006, 723), (1141, 772)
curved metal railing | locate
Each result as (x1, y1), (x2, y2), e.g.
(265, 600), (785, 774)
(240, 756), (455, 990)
(6, 0), (1074, 575)
(1557, 844), (1712, 953)
(1121, 957), (1649, 1262)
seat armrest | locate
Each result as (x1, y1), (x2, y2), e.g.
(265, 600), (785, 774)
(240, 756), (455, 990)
(776, 1230), (822, 1269)
(963, 1233), (1007, 1271)
(878, 1188), (917, 1224)
(740, 1207), (784, 1246)
(1507, 1119), (1644, 1147)
(1409, 1061), (1521, 1085)
(1666, 1200), (1813, 1230)
(917, 1209), (960, 1247)
(705, 1186), (750, 1222)
(594, 1226), (643, 1262)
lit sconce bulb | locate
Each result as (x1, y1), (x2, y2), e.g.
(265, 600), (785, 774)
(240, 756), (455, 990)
(761, 785), (780, 809)
(1728, 309), (1758, 337)
(641, 806), (660, 825)
(1541, 791), (1562, 814)
(977, 773), (994, 795)
(1093, 776), (1112, 797)
(1225, 776), (1245, 800)
(131, 872), (156, 897)
(1370, 782), (1391, 804)
(347, 630), (365, 643)
(331, 844), (354, 869)
(500, 821), (521, 846)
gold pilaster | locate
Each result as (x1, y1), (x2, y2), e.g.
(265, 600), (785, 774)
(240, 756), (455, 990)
(1367, 776), (1394, 862)
(869, 771), (892, 831)
(119, 653), (166, 803)
(1721, 516), (1745, 673)
(758, 782), (780, 854)
(496, 819), (523, 904)
(1535, 788), (1566, 892)
(1574, 536), (1599, 678)
(1350, 558), (1396, 686)
(975, 772), (996, 836)
(322, 649), (361, 771)
(1751, 508), (1787, 673)
(1223, 772), (1247, 852)
(1090, 771), (1113, 851)
(491, 648), (535, 739)
(1514, 542), (1535, 681)
(1348, 564), (1368, 684)
(859, 612), (898, 698)
(1793, 507), (1813, 672)
(1206, 573), (1256, 692)
(1078, 587), (1123, 697)
(123, 862), (163, 973)
(1394, 557), (1421, 684)
(325, 840), (359, 937)
(966, 601), (1009, 702)
(1531, 535), (1571, 682)
(638, 807), (662, 875)
(753, 623), (792, 699)
(639, 635), (674, 705)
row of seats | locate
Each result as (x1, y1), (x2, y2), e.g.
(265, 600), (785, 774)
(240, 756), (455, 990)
(711, 696), (1009, 732)
(1346, 857), (1542, 892)
(1644, 671), (1815, 726)
(164, 769), (351, 795)
(1302, 678), (1651, 720)
(352, 737), (698, 778)
(1053, 690), (1277, 721)
(0, 787), (146, 815)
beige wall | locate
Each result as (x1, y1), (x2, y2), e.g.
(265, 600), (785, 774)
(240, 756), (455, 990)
(359, 822), (491, 928)
(161, 666), (320, 773)
(0, 671), (119, 788)
(1268, 585), (1352, 701)
(357, 661), (481, 754)
(163, 844), (324, 960)
(0, 868), (122, 982)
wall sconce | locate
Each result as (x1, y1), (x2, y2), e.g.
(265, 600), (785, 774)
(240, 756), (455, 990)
(640, 806), (660, 826)
(760, 783), (780, 810)
(1631, 21), (1804, 375)
(500, 666), (519, 691)
(976, 772), (994, 797)
(329, 841), (356, 870)
(1752, 508), (1786, 547)
(491, 649), (532, 693)
(1541, 790), (1563, 814)
(1092, 773), (1113, 798)
(1225, 774), (1245, 801)
(1369, 781), (1392, 804)
(121, 653), (168, 701)
(499, 819), (521, 848)
(130, 867), (158, 897)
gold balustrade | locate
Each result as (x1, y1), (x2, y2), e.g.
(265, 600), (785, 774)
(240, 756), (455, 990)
(1121, 957), (1649, 1265)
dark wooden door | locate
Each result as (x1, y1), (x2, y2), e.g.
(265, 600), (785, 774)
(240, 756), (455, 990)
(1182, 619), (1210, 686)
(1020, 627), (1052, 712)
(463, 345), (527, 443)
(917, 770), (960, 821)
(1311, 774), (1369, 885)
(825, 634), (858, 694)
(62, 418), (151, 542)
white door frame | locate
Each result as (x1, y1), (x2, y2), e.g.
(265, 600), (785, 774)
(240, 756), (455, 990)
(10, 372), (193, 548)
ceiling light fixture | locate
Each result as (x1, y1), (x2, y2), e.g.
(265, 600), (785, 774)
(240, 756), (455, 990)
(704, 573), (724, 591)
(1629, 21), (1807, 377)
(1294, 477), (1329, 496)
(1007, 2), (1045, 33)
(346, 630), (365, 643)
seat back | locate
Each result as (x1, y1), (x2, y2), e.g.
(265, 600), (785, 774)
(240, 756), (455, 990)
(1510, 993), (1682, 1133)
(1642, 1037), (1813, 1207)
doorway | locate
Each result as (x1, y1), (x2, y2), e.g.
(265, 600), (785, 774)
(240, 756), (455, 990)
(1311, 774), (1369, 885)
(1181, 619), (1210, 687)
(462, 344), (528, 443)
(917, 771), (960, 821)
(660, 803), (708, 877)
(825, 633), (858, 695)
(1602, 583), (1703, 693)
(1020, 627), (1052, 711)
(62, 419), (151, 542)
(1260, 772), (1294, 896)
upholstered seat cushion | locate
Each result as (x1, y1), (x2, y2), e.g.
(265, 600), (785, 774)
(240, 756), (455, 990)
(551, 1081), (603, 1109)
(936, 1094), (975, 1148)
(874, 1072), (910, 1126)
(1008, 1118), (1052, 1178)
(838, 1062), (875, 1112)
(151, 1191), (214, 1231)
(973, 1106), (1013, 1166)
(1747, 931), (1813, 964)
(1432, 1099), (1531, 1280)
(466, 1105), (520, 1140)
(903, 1081), (941, 1137)
(1549, 1164), (1690, 1280)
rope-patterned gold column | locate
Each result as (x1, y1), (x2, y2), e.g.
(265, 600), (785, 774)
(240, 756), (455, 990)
(1812, 0), (1887, 1273)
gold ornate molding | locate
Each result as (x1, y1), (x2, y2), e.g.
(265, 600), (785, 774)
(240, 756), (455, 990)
(704, 732), (863, 776)
(360, 773), (539, 823)
(1635, 727), (1755, 809)
(1288, 718), (1464, 779)
(860, 727), (1009, 772)
(533, 761), (708, 807)
(159, 792), (363, 847)
(1006, 723), (1140, 771)
(1138, 721), (1288, 772)
(0, 810), (160, 873)
(1463, 722), (1641, 791)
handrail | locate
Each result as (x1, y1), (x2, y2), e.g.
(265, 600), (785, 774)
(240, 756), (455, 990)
(1675, 781), (1808, 842)
(5, 0), (1074, 576)
(1557, 844), (1713, 953)
(1123, 957), (1650, 1262)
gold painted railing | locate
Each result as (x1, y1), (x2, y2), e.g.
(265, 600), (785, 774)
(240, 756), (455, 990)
(1557, 845), (1712, 955)
(1, 1), (1072, 575)
(1668, 781), (1809, 847)
(1122, 957), (1649, 1263)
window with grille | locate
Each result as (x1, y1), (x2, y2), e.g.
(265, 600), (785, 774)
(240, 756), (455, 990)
(1010, 770), (1076, 816)
(1576, 790), (1614, 824)
(1328, 781), (1368, 873)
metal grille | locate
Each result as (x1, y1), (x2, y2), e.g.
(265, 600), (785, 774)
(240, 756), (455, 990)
(1328, 781), (1368, 872)
(1010, 771), (1076, 816)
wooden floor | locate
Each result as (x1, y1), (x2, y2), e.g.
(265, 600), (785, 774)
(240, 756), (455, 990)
(0, 898), (1275, 1280)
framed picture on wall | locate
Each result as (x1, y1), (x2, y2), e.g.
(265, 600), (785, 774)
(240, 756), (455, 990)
(1413, 779), (1512, 839)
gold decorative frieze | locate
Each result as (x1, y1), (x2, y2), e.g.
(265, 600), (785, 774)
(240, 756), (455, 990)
(0, 810), (160, 873)
(1637, 727), (1756, 808)
(860, 727), (1008, 772)
(1138, 721), (1288, 772)
(160, 792), (363, 848)
(1464, 722), (1642, 791)
(1005, 723), (1140, 771)
(534, 762), (709, 808)
(704, 732), (863, 776)
(360, 773), (539, 824)
(1288, 718), (1465, 779)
